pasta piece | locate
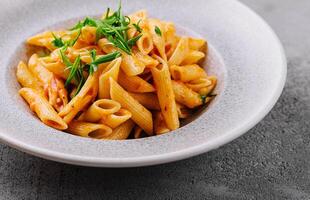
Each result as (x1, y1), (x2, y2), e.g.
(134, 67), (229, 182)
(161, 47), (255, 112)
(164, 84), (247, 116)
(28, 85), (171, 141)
(101, 108), (132, 128)
(118, 70), (155, 93)
(128, 92), (160, 110)
(196, 76), (217, 96)
(39, 56), (68, 80)
(134, 126), (143, 139)
(62, 95), (92, 124)
(163, 22), (179, 59)
(98, 57), (122, 99)
(137, 31), (154, 55)
(109, 78), (153, 135)
(16, 61), (43, 93)
(28, 54), (53, 85)
(186, 77), (212, 93)
(176, 103), (191, 119)
(80, 26), (97, 44)
(151, 56), (179, 130)
(98, 38), (118, 54)
(163, 22), (176, 43)
(67, 46), (102, 64)
(181, 50), (205, 65)
(188, 37), (206, 51)
(134, 51), (159, 68)
(172, 80), (202, 108)
(28, 54), (68, 111)
(27, 31), (57, 51)
(168, 37), (189, 66)
(127, 10), (148, 38)
(148, 19), (167, 61)
(83, 99), (121, 123)
(19, 88), (68, 130)
(154, 112), (170, 135)
(58, 73), (99, 123)
(121, 53), (145, 76)
(68, 121), (112, 139)
(170, 64), (207, 82)
(104, 120), (135, 140)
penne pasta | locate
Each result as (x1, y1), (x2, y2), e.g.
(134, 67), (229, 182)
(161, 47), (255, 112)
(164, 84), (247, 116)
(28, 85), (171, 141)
(168, 37), (189, 66)
(134, 126), (144, 139)
(58, 72), (99, 124)
(176, 103), (191, 119)
(83, 99), (121, 122)
(181, 50), (205, 65)
(104, 119), (135, 140)
(134, 51), (159, 68)
(16, 61), (43, 93)
(186, 77), (212, 93)
(28, 54), (68, 111)
(118, 70), (155, 93)
(188, 37), (206, 51)
(170, 64), (207, 82)
(154, 112), (170, 135)
(80, 26), (97, 44)
(172, 80), (202, 108)
(151, 56), (179, 130)
(98, 57), (122, 99)
(101, 108), (132, 128)
(98, 38), (118, 54)
(197, 76), (217, 96)
(148, 19), (167, 61)
(121, 53), (145, 76)
(62, 95), (93, 124)
(39, 56), (68, 80)
(19, 88), (68, 130)
(68, 120), (112, 139)
(128, 92), (160, 110)
(137, 31), (154, 55)
(109, 78), (153, 135)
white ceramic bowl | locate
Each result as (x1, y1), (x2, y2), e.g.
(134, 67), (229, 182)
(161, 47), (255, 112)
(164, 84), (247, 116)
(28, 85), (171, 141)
(0, 0), (286, 167)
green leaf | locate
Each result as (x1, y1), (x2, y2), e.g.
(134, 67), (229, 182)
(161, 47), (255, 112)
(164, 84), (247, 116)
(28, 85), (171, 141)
(132, 20), (142, 33)
(65, 56), (81, 86)
(92, 51), (121, 65)
(200, 95), (207, 104)
(200, 94), (217, 104)
(51, 33), (65, 48)
(69, 2), (139, 55)
(155, 26), (162, 36)
(67, 28), (81, 47)
(59, 47), (72, 67)
(74, 74), (85, 96)
(90, 49), (97, 61)
(127, 34), (142, 48)
(105, 8), (111, 19)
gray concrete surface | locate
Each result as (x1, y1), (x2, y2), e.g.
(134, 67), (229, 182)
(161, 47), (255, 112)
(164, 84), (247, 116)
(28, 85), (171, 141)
(0, 0), (309, 199)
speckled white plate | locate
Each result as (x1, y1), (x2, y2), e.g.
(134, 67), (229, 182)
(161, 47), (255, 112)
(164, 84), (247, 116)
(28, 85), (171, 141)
(0, 0), (286, 167)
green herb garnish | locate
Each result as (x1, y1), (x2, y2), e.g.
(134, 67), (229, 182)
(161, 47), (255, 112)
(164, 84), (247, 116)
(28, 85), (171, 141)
(59, 48), (85, 96)
(51, 28), (81, 48)
(127, 34), (142, 48)
(69, 2), (141, 55)
(51, 33), (65, 48)
(155, 26), (162, 36)
(200, 94), (217, 104)
(132, 20), (142, 33)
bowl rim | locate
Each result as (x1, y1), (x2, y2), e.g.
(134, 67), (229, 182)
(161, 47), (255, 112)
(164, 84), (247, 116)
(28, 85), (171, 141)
(0, 0), (287, 167)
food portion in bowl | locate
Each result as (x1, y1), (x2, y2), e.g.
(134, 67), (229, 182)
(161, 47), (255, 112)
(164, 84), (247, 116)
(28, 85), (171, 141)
(16, 4), (217, 139)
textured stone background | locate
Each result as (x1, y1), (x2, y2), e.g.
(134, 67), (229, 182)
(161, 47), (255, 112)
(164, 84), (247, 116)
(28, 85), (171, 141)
(1, 0), (309, 199)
